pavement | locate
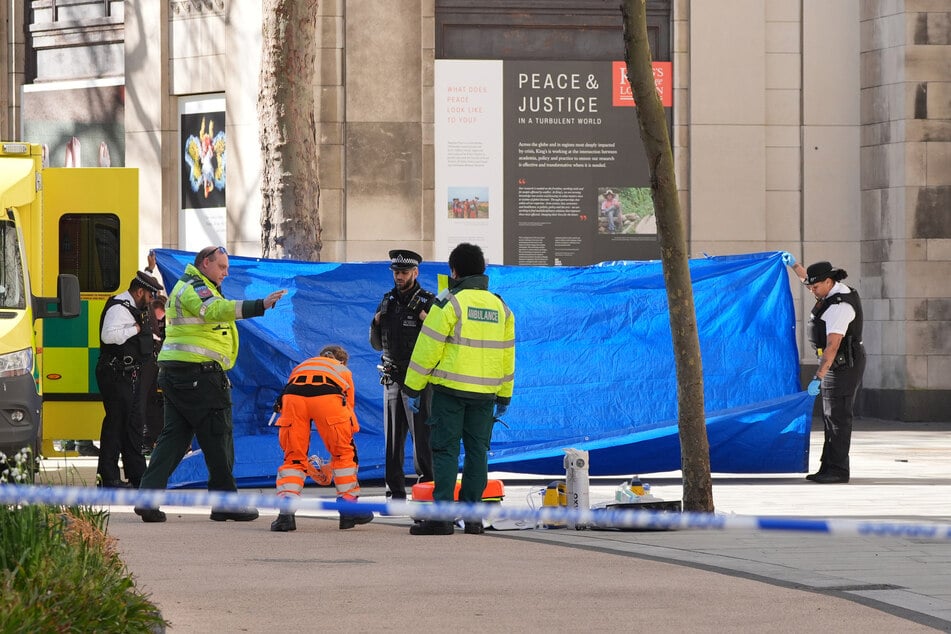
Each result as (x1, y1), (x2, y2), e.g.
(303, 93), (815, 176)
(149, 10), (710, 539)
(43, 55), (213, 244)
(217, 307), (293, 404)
(38, 417), (951, 632)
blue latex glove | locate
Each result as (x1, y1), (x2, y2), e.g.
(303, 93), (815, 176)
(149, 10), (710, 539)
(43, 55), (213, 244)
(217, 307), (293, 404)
(807, 379), (820, 396)
(408, 396), (420, 413)
(781, 252), (796, 267)
(494, 403), (508, 418)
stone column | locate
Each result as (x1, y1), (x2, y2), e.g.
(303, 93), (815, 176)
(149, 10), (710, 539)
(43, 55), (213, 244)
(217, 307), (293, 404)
(125, 1), (171, 255)
(1, 1), (26, 139)
(315, 0), (347, 261)
(343, 0), (425, 263)
(860, 2), (951, 420)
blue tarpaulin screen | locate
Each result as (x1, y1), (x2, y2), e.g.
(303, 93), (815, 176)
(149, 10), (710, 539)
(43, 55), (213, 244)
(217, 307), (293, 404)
(154, 250), (812, 488)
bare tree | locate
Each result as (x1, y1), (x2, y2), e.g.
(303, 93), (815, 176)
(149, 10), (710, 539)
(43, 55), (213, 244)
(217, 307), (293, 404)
(259, 0), (321, 260)
(620, 0), (713, 512)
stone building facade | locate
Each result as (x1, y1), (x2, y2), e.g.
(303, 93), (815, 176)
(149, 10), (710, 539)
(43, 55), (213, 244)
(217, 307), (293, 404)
(1, 0), (947, 420)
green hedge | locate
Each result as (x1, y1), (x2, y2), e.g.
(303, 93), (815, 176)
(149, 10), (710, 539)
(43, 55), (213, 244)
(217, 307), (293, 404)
(1, 449), (166, 633)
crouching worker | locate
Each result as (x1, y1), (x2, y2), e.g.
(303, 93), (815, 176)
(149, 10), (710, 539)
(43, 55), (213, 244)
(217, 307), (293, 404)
(271, 345), (374, 532)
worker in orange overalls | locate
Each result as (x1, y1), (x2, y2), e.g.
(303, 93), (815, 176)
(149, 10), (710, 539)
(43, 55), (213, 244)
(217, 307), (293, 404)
(270, 345), (374, 532)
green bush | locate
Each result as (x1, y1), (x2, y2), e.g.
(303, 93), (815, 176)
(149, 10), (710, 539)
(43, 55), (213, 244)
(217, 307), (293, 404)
(0, 448), (166, 633)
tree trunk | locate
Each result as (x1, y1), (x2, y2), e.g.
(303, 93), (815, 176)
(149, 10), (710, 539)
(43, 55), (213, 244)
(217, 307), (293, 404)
(259, 0), (321, 260)
(621, 0), (714, 512)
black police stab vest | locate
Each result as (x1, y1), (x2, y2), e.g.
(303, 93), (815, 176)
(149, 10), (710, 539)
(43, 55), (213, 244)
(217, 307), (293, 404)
(378, 283), (435, 383)
(806, 287), (863, 352)
(98, 296), (153, 365)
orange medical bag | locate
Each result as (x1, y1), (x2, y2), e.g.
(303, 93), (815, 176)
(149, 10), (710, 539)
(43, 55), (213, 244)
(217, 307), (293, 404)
(410, 479), (505, 502)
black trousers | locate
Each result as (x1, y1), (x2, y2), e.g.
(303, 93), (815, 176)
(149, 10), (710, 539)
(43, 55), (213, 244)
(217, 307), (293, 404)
(136, 359), (165, 449)
(384, 382), (433, 498)
(139, 362), (236, 492)
(819, 345), (866, 476)
(95, 363), (147, 486)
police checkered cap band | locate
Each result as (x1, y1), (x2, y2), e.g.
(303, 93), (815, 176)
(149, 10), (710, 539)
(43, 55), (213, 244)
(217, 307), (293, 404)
(134, 270), (163, 294)
(389, 249), (422, 269)
(392, 254), (419, 266)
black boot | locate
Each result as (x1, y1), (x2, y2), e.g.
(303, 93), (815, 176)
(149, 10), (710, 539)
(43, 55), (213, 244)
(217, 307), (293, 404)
(270, 513), (297, 532)
(134, 506), (167, 523)
(409, 520), (454, 535)
(77, 441), (99, 457)
(97, 478), (131, 489)
(339, 510), (374, 530)
(210, 507), (259, 522)
(338, 496), (373, 529)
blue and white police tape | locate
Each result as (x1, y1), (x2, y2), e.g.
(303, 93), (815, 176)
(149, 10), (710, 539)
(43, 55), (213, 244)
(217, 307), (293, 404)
(2, 483), (950, 540)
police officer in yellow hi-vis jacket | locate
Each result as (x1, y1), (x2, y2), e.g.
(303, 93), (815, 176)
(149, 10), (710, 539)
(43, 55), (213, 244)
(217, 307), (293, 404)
(134, 246), (286, 523)
(403, 243), (515, 536)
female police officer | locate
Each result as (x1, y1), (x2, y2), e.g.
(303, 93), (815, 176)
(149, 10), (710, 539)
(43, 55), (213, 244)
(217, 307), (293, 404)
(783, 253), (865, 484)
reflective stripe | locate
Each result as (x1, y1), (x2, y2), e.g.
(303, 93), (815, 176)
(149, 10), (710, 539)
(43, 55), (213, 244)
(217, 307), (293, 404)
(161, 342), (232, 367)
(404, 278), (515, 398)
(419, 319), (514, 350)
(449, 337), (512, 349)
(335, 480), (358, 494)
(166, 273), (221, 329)
(168, 282), (189, 322)
(160, 265), (240, 370)
(407, 360), (512, 387)
(292, 361), (352, 392)
(443, 333), (513, 351)
(277, 466), (306, 496)
(447, 293), (464, 340)
(334, 466), (357, 477)
(166, 316), (206, 326)
(198, 296), (218, 317)
(419, 323), (447, 341)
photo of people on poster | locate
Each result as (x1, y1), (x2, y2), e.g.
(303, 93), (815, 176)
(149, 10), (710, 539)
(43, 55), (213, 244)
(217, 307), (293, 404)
(447, 186), (489, 220)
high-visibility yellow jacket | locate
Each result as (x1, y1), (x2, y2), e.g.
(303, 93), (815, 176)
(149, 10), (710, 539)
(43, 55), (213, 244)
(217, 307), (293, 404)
(404, 274), (515, 403)
(158, 263), (266, 370)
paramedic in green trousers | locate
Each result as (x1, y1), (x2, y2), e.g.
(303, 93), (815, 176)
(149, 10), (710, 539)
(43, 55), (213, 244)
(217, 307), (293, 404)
(133, 246), (286, 523)
(402, 243), (516, 535)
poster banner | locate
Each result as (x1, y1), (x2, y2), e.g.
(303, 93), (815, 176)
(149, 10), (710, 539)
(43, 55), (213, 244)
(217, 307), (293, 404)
(178, 95), (227, 250)
(435, 60), (672, 265)
(434, 60), (505, 264)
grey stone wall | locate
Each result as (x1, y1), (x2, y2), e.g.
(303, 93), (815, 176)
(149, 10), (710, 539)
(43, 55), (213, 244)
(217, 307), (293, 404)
(859, 1), (951, 420)
(339, 0), (429, 264)
(315, 1), (347, 261)
(30, 1), (125, 81)
(1, 2), (25, 138)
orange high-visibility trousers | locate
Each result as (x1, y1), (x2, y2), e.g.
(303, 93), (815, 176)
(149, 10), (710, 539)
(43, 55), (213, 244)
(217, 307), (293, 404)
(275, 393), (362, 498)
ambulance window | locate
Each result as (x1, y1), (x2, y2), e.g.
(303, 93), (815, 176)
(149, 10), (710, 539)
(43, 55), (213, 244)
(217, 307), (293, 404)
(0, 214), (26, 309)
(58, 214), (121, 293)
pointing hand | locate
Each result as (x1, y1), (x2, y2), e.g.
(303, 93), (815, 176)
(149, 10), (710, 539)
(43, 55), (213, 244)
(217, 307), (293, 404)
(264, 290), (287, 309)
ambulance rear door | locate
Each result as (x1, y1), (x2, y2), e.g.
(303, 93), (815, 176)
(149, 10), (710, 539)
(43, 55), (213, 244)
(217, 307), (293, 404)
(38, 167), (139, 454)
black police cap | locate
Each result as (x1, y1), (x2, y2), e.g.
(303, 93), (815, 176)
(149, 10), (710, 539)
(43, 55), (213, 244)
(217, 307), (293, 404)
(389, 249), (422, 271)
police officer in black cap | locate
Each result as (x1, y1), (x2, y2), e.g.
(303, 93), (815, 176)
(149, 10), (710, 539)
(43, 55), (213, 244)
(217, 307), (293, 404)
(96, 270), (164, 488)
(782, 253), (865, 483)
(370, 249), (436, 499)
